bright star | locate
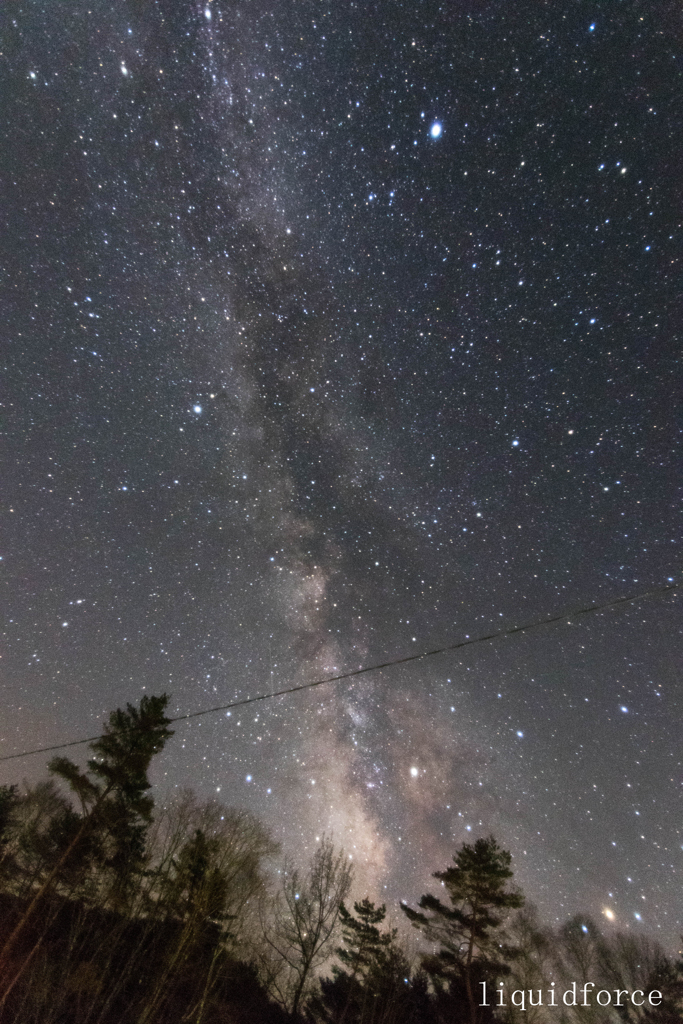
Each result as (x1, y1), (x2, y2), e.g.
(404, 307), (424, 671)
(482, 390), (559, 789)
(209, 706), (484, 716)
(410, 766), (419, 777)
(193, 405), (202, 414)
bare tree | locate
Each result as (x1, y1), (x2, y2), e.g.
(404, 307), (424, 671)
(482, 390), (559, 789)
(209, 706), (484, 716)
(500, 905), (555, 1024)
(598, 931), (681, 1024)
(137, 792), (278, 1024)
(263, 837), (353, 1018)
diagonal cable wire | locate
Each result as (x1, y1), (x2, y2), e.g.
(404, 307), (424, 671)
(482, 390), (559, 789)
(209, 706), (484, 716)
(0, 580), (677, 764)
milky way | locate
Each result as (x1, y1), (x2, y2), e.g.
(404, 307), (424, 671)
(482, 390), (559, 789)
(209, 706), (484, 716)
(2, 0), (681, 940)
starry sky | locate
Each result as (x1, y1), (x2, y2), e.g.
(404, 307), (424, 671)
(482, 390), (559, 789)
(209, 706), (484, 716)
(2, 0), (681, 941)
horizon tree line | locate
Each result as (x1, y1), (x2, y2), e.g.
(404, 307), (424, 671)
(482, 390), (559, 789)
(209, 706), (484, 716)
(0, 693), (680, 1023)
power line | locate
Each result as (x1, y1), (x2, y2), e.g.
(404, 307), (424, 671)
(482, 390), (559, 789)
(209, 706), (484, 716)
(0, 580), (677, 765)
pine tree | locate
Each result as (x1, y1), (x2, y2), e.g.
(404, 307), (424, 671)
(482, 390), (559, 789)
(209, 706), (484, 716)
(0, 785), (18, 882)
(313, 899), (419, 1024)
(0, 693), (173, 1000)
(338, 899), (393, 981)
(50, 692), (173, 910)
(402, 835), (523, 1024)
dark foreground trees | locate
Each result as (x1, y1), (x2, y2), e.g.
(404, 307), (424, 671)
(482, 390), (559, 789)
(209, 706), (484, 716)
(0, 694), (173, 1009)
(260, 836), (353, 1017)
(0, 695), (285, 1024)
(401, 835), (524, 1024)
(310, 898), (423, 1024)
(0, 696), (681, 1023)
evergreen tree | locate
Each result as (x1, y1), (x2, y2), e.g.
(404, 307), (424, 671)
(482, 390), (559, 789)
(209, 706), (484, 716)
(313, 899), (392, 1023)
(0, 785), (17, 848)
(0, 785), (19, 883)
(402, 835), (523, 1024)
(0, 693), (173, 998)
(50, 692), (173, 910)
(338, 899), (393, 981)
(313, 899), (421, 1024)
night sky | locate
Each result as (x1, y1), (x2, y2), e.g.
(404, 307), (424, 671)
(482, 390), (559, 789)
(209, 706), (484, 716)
(2, 1), (681, 941)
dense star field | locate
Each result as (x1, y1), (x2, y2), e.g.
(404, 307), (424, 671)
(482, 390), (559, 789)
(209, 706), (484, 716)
(2, 0), (681, 939)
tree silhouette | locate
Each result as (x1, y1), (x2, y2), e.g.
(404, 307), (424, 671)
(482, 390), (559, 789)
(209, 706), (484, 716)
(337, 899), (393, 979)
(264, 837), (352, 1017)
(2, 704), (682, 1024)
(0, 693), (173, 1001)
(402, 835), (523, 1024)
(313, 898), (415, 1024)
